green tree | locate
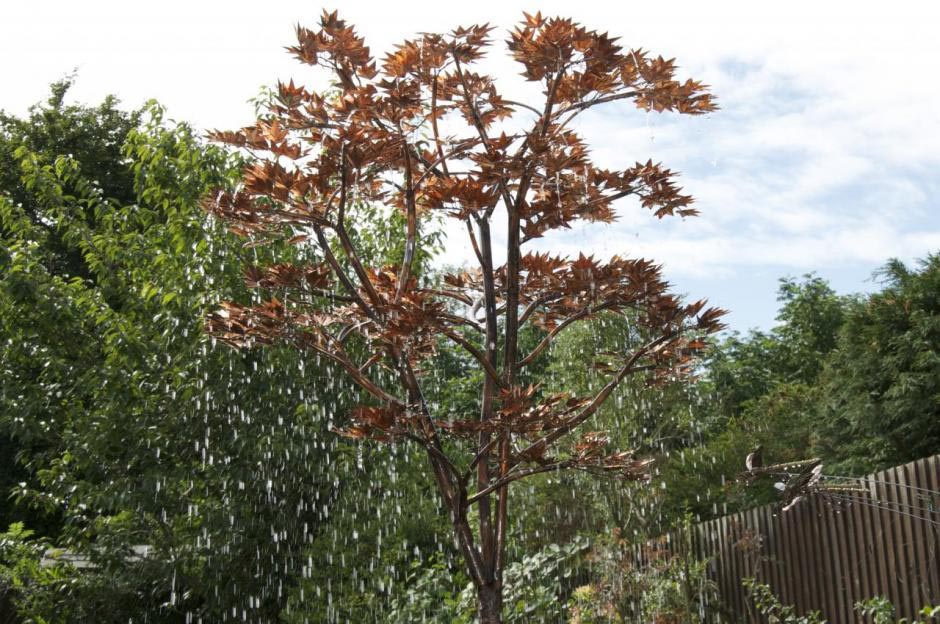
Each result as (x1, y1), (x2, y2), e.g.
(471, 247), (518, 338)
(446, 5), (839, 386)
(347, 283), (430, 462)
(0, 87), (346, 622)
(2, 82), (458, 623)
(819, 255), (940, 473)
(0, 78), (143, 536)
(0, 76), (140, 281)
(655, 275), (850, 523)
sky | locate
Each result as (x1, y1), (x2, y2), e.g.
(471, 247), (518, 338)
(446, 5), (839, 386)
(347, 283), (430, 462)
(3, 0), (939, 331)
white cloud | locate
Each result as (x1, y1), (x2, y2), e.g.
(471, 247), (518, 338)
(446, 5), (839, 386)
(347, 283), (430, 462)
(3, 0), (939, 327)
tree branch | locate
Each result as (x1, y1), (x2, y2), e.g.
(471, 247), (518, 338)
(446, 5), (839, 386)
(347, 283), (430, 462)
(474, 214), (500, 577)
(515, 331), (681, 461)
(413, 139), (481, 188)
(518, 293), (564, 326)
(452, 55), (516, 214)
(425, 288), (475, 306)
(332, 146), (383, 307)
(312, 224), (376, 322)
(468, 459), (577, 505)
(555, 90), (641, 117)
(302, 333), (402, 407)
(440, 327), (505, 388)
(396, 130), (418, 303)
(518, 301), (618, 368)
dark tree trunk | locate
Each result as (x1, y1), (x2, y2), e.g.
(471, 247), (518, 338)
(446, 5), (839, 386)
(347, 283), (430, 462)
(477, 582), (503, 624)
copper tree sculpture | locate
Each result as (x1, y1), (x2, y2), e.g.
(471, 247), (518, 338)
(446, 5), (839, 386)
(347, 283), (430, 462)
(204, 12), (723, 622)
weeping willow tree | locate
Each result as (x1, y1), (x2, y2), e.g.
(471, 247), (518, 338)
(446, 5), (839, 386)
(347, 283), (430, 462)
(204, 12), (723, 622)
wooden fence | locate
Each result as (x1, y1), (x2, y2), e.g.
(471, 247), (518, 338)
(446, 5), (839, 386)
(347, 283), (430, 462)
(638, 454), (940, 622)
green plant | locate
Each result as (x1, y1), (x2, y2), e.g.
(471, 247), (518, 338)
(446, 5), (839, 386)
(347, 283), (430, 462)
(383, 536), (590, 623)
(857, 596), (898, 624)
(743, 578), (826, 624)
(568, 528), (719, 623)
(855, 596), (940, 624)
(491, 536), (591, 622)
(0, 522), (89, 623)
(567, 584), (614, 624)
(384, 553), (471, 623)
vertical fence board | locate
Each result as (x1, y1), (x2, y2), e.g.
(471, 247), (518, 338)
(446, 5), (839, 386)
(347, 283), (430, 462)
(842, 490), (878, 614)
(803, 498), (821, 616)
(868, 470), (891, 611)
(911, 458), (930, 607)
(886, 466), (907, 614)
(813, 496), (836, 621)
(794, 500), (813, 616)
(892, 465), (913, 616)
(924, 456), (940, 606)
(923, 456), (939, 603)
(760, 505), (779, 624)
(829, 497), (851, 623)
(901, 462), (924, 614)
(851, 480), (872, 608)
(774, 503), (794, 611)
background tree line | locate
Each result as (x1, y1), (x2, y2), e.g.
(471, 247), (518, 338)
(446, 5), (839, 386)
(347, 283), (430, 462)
(1, 82), (937, 623)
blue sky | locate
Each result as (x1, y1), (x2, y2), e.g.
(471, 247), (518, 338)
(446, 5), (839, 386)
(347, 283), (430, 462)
(4, 0), (939, 331)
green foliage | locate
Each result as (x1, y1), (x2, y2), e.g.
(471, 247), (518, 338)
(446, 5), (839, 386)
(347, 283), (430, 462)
(570, 527), (719, 623)
(0, 84), (349, 622)
(688, 260), (940, 489)
(745, 583), (940, 624)
(566, 584), (610, 624)
(744, 578), (826, 624)
(0, 521), (191, 623)
(0, 522), (92, 624)
(818, 255), (940, 473)
(508, 312), (708, 546)
(0, 75), (140, 282)
(655, 275), (854, 525)
(855, 596), (940, 624)
(511, 275), (858, 538)
(383, 553), (471, 624)
(0, 78), (143, 535)
(281, 443), (455, 624)
(0, 80), (458, 624)
(856, 596), (898, 624)
(773, 275), (848, 383)
(380, 537), (589, 624)
(490, 536), (591, 622)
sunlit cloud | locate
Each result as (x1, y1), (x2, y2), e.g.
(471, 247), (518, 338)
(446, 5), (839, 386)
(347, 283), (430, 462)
(3, 0), (937, 328)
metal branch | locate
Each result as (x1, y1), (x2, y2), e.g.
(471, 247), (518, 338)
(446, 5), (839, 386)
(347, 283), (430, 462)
(425, 288), (475, 306)
(501, 99), (543, 116)
(358, 352), (383, 373)
(430, 73), (452, 177)
(465, 437), (501, 482)
(465, 217), (486, 268)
